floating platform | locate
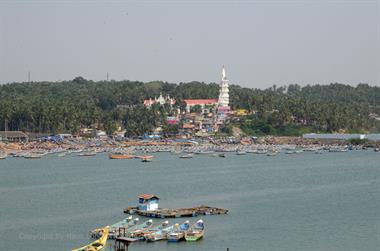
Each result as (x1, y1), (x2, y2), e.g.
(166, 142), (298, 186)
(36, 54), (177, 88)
(123, 205), (228, 218)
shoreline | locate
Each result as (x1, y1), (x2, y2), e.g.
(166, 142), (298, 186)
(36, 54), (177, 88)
(1, 136), (378, 154)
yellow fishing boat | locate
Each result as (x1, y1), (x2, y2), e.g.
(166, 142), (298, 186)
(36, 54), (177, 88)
(72, 226), (109, 251)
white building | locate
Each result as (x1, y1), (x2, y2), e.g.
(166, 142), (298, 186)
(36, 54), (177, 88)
(138, 194), (159, 211)
(218, 66), (230, 108)
(143, 93), (176, 108)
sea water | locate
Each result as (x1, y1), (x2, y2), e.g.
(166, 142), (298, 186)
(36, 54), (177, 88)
(0, 150), (379, 251)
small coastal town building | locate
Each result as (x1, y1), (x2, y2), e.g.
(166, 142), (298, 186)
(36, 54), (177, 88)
(0, 131), (29, 142)
(144, 93), (176, 108)
(138, 194), (159, 211)
(184, 99), (218, 113)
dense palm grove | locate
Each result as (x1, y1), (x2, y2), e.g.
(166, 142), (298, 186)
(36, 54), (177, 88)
(0, 77), (379, 136)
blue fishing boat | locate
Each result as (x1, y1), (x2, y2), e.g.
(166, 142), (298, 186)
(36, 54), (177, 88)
(167, 221), (190, 242)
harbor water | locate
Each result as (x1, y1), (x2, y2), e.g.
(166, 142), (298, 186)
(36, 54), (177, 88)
(0, 151), (379, 251)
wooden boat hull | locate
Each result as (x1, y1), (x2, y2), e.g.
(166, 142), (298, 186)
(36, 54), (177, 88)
(109, 154), (135, 159)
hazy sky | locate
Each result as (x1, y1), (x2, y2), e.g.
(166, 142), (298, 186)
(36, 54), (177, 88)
(0, 0), (379, 88)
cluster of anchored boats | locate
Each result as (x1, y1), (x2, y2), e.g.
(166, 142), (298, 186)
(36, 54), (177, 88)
(72, 217), (205, 250)
(90, 216), (204, 242)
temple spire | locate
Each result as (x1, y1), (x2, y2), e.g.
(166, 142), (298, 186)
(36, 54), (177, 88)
(218, 65), (230, 108)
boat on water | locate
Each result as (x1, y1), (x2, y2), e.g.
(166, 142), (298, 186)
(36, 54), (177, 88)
(0, 153), (7, 159)
(179, 154), (193, 159)
(58, 152), (66, 157)
(24, 153), (45, 159)
(266, 151), (277, 156)
(236, 151), (247, 155)
(140, 155), (154, 162)
(122, 219), (154, 239)
(91, 216), (137, 239)
(167, 221), (190, 242)
(109, 154), (135, 159)
(329, 147), (348, 152)
(130, 220), (170, 240)
(145, 222), (175, 242)
(256, 150), (268, 154)
(72, 226), (109, 251)
(185, 219), (204, 241)
(13, 152), (27, 157)
(218, 153), (226, 158)
(78, 151), (97, 157)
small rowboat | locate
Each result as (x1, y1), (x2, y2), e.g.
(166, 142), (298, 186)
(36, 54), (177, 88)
(78, 152), (97, 157)
(72, 226), (109, 251)
(145, 222), (175, 242)
(179, 154), (193, 159)
(140, 155), (154, 162)
(109, 154), (135, 159)
(24, 153), (44, 159)
(185, 219), (204, 241)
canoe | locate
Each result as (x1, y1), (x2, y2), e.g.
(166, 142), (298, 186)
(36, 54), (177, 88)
(185, 219), (204, 241)
(167, 221), (190, 242)
(72, 226), (109, 251)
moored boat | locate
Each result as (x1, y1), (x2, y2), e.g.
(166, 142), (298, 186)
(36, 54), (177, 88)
(167, 221), (190, 242)
(0, 153), (7, 159)
(24, 153), (44, 159)
(78, 151), (97, 156)
(140, 155), (154, 162)
(145, 222), (175, 242)
(185, 219), (204, 241)
(109, 154), (135, 159)
(72, 226), (109, 251)
(236, 151), (246, 155)
(179, 154), (193, 159)
(91, 216), (137, 239)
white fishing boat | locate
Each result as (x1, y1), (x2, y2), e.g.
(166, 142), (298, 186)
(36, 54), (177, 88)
(236, 151), (247, 155)
(180, 154), (193, 159)
(167, 221), (190, 242)
(24, 153), (44, 159)
(145, 222), (175, 242)
(78, 151), (97, 156)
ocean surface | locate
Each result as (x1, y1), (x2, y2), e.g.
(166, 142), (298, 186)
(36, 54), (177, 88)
(0, 150), (379, 251)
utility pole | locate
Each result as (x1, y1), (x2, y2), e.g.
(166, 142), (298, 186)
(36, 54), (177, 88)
(28, 71), (31, 83)
(107, 72), (109, 81)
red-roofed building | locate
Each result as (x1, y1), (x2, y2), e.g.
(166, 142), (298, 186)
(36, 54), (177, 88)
(184, 99), (218, 113)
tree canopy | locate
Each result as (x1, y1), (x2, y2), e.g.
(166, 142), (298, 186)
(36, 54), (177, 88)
(0, 78), (379, 136)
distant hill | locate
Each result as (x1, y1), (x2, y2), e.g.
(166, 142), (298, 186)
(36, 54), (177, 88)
(0, 78), (379, 135)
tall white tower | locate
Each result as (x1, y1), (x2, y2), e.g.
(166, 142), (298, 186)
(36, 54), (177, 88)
(218, 66), (229, 107)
